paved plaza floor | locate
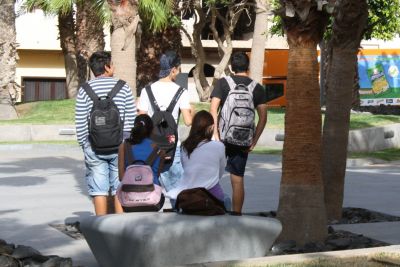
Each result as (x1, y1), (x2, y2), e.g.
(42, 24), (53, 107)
(0, 144), (399, 266)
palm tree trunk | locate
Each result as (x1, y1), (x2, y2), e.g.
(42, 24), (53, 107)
(76, 0), (105, 86)
(322, 50), (355, 221)
(322, 0), (368, 221)
(58, 10), (79, 98)
(277, 46), (327, 244)
(108, 0), (139, 96)
(249, 0), (269, 83)
(137, 26), (182, 96)
(0, 0), (18, 119)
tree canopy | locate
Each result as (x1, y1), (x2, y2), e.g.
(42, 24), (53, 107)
(271, 0), (400, 41)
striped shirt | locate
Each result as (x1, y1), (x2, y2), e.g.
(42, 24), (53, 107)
(75, 76), (136, 147)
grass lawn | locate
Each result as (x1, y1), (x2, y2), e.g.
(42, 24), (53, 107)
(0, 99), (75, 124)
(349, 148), (400, 161)
(1, 100), (399, 130)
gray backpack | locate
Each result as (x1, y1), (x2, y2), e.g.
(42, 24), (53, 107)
(218, 76), (257, 147)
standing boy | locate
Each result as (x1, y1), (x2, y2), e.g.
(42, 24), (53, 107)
(138, 50), (193, 201)
(210, 51), (267, 214)
(75, 51), (136, 215)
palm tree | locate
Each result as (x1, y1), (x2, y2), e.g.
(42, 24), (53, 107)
(322, 0), (368, 221)
(107, 0), (174, 96)
(276, 0), (330, 244)
(24, 0), (105, 97)
(0, 0), (18, 119)
(75, 0), (105, 86)
(136, 0), (180, 96)
(24, 0), (78, 98)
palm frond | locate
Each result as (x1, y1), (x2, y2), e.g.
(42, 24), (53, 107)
(92, 0), (111, 25)
(49, 0), (74, 16)
(139, 0), (175, 32)
(22, 0), (53, 14)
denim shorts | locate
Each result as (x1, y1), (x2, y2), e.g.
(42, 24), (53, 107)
(225, 144), (249, 177)
(83, 142), (120, 196)
(159, 147), (183, 192)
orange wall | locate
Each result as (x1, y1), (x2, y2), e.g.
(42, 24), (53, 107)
(263, 49), (289, 78)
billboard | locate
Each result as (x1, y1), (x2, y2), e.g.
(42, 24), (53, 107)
(358, 50), (400, 106)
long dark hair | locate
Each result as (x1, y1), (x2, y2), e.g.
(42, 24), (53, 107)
(182, 110), (214, 158)
(126, 114), (153, 145)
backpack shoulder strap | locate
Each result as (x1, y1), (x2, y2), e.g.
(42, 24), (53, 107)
(124, 141), (135, 166)
(146, 144), (166, 177)
(108, 80), (126, 99)
(145, 145), (160, 166)
(224, 76), (237, 91)
(247, 80), (258, 93)
(82, 83), (99, 103)
(145, 85), (161, 112)
(166, 87), (185, 113)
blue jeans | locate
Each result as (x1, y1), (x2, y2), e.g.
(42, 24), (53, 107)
(159, 147), (183, 192)
(83, 142), (119, 196)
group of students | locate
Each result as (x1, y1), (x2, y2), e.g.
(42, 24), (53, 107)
(75, 50), (267, 216)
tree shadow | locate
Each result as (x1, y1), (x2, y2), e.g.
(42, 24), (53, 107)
(0, 154), (88, 197)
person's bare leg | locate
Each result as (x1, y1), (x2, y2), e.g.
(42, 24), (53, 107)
(93, 196), (107, 216)
(113, 195), (124, 214)
(230, 173), (244, 213)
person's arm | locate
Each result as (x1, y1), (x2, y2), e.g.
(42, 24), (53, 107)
(180, 104), (194, 126)
(75, 88), (89, 148)
(249, 103), (267, 151)
(137, 88), (149, 115)
(123, 84), (137, 136)
(118, 143), (125, 181)
(210, 97), (221, 141)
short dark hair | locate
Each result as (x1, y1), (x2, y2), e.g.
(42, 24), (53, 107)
(89, 51), (112, 77)
(230, 52), (249, 73)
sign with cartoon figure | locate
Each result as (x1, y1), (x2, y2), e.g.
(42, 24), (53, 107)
(358, 49), (400, 106)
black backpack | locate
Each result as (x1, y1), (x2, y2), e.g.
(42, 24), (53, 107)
(175, 187), (226, 216)
(145, 85), (185, 165)
(82, 80), (126, 155)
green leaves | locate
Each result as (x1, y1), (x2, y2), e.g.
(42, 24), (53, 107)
(22, 0), (73, 16)
(365, 0), (400, 40)
(139, 0), (176, 32)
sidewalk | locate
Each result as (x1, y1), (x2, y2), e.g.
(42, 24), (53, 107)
(0, 123), (399, 152)
(0, 144), (399, 266)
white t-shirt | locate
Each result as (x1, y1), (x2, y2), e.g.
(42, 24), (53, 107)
(166, 140), (227, 199)
(138, 81), (191, 122)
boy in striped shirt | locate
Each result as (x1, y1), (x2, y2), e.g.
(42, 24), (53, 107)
(75, 51), (136, 215)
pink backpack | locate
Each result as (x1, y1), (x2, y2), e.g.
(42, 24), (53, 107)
(117, 142), (165, 212)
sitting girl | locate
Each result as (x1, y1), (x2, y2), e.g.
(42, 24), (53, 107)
(167, 110), (227, 205)
(117, 114), (165, 211)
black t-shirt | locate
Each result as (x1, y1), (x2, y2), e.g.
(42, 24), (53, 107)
(210, 75), (267, 108)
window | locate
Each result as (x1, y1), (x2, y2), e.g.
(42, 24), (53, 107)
(265, 83), (284, 102)
(23, 78), (67, 102)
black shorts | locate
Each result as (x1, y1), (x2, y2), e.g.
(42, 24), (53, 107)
(225, 144), (249, 177)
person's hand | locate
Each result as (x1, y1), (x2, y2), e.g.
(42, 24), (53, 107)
(247, 139), (257, 152)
